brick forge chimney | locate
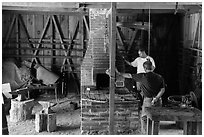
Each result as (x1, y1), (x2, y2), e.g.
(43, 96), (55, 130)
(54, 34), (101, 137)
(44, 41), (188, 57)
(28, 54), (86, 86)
(81, 8), (109, 87)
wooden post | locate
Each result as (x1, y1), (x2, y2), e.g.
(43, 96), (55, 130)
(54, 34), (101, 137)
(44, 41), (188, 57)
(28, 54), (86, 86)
(152, 121), (159, 135)
(109, 2), (116, 135)
(47, 113), (57, 132)
(35, 113), (47, 132)
(147, 118), (152, 135)
(183, 121), (191, 135)
(3, 14), (16, 48)
(35, 112), (56, 132)
(197, 122), (202, 135)
(16, 14), (20, 61)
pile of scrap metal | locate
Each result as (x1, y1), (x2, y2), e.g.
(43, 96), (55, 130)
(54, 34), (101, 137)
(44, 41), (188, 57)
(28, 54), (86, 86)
(168, 88), (202, 110)
(2, 59), (59, 113)
(2, 59), (29, 91)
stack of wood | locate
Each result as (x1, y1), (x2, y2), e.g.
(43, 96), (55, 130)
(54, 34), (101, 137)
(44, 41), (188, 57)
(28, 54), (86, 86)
(35, 101), (57, 132)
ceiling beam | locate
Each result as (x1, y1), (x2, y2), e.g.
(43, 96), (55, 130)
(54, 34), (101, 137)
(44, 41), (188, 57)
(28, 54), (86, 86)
(2, 2), (201, 14)
(83, 2), (201, 9)
(2, 2), (79, 8)
(2, 2), (201, 9)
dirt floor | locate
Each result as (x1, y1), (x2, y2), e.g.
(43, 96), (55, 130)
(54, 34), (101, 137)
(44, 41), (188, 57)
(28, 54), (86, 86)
(5, 93), (183, 135)
(6, 93), (81, 135)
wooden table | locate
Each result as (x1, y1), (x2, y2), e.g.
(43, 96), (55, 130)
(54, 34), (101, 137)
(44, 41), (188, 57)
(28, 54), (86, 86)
(145, 106), (202, 135)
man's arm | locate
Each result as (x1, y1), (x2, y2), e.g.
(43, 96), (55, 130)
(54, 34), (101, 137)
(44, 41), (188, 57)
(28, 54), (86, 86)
(120, 73), (132, 79)
(152, 87), (165, 104)
(115, 69), (132, 79)
(122, 56), (134, 67)
(155, 88), (165, 99)
(124, 59), (132, 66)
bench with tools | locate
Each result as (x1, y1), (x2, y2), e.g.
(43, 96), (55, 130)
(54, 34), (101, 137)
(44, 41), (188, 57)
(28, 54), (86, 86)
(9, 84), (58, 123)
(9, 84), (58, 102)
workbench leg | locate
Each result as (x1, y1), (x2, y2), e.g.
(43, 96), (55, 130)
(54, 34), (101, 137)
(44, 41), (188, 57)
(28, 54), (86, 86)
(152, 121), (159, 135)
(147, 118), (152, 135)
(183, 121), (192, 135)
(55, 87), (58, 103)
(196, 122), (202, 135)
(191, 122), (197, 134)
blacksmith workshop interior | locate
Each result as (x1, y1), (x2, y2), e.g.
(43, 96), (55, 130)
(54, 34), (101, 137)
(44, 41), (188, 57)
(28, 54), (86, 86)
(1, 2), (202, 135)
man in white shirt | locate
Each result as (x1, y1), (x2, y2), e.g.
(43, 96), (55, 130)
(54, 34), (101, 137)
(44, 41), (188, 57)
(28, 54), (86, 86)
(124, 47), (156, 92)
(124, 47), (156, 74)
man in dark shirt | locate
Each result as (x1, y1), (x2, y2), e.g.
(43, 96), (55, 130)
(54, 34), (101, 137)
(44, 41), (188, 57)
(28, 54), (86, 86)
(117, 60), (165, 134)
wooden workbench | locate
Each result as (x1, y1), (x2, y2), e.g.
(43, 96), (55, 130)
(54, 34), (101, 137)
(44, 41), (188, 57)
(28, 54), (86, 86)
(145, 106), (202, 135)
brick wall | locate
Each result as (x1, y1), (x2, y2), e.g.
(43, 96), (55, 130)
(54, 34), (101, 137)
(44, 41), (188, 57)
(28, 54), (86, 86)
(81, 87), (141, 135)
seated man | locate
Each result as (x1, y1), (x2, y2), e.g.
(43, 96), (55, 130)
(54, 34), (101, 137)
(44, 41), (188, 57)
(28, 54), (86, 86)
(117, 60), (166, 134)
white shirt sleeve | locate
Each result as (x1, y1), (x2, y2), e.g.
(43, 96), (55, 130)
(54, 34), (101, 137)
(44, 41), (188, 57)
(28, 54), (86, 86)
(131, 58), (138, 67)
(149, 57), (156, 68)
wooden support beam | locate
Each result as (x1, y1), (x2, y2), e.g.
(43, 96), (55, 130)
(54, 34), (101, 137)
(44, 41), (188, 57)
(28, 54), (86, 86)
(67, 20), (79, 71)
(5, 37), (87, 43)
(3, 14), (16, 48)
(109, 2), (116, 135)
(52, 15), (69, 65)
(16, 14), (20, 60)
(72, 21), (80, 40)
(128, 30), (138, 51)
(50, 16), (55, 68)
(2, 2), (79, 8)
(52, 15), (75, 83)
(3, 54), (83, 59)
(83, 2), (201, 10)
(83, 16), (90, 37)
(3, 10), (87, 16)
(148, 8), (151, 55)
(32, 15), (51, 64)
(116, 27), (125, 46)
(52, 15), (81, 95)
(18, 14), (35, 49)
(3, 47), (85, 52)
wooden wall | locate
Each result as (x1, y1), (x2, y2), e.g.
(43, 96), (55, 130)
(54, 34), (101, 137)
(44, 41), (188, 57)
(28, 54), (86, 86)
(2, 11), (87, 76)
(2, 10), (89, 95)
(179, 12), (202, 94)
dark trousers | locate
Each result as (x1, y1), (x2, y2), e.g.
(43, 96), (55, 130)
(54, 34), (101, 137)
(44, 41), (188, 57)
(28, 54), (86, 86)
(2, 104), (9, 135)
